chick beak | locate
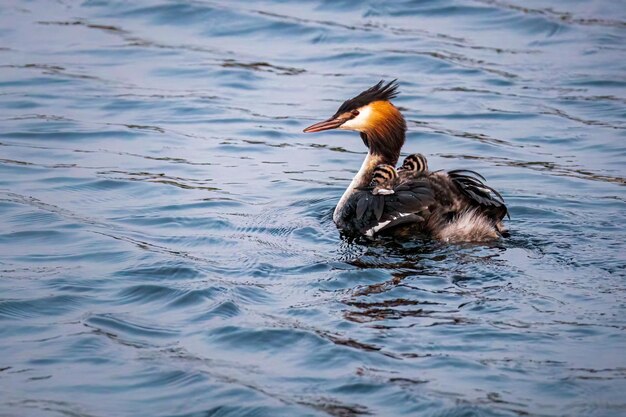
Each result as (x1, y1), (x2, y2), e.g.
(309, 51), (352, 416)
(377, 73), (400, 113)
(303, 116), (345, 133)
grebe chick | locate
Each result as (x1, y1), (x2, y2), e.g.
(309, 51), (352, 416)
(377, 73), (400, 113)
(369, 164), (398, 196)
(398, 153), (428, 174)
(303, 80), (508, 241)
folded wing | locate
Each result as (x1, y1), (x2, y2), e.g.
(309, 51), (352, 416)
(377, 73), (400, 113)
(347, 177), (434, 236)
(448, 169), (508, 221)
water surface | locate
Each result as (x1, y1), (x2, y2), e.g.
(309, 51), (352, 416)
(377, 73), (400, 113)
(1, 1), (625, 416)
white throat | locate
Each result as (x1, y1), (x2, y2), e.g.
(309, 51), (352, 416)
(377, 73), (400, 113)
(339, 105), (373, 132)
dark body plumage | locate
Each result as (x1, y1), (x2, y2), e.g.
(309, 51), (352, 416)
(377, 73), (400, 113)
(304, 81), (509, 242)
(340, 155), (508, 240)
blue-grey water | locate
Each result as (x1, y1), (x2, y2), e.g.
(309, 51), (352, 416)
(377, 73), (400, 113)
(1, 1), (625, 416)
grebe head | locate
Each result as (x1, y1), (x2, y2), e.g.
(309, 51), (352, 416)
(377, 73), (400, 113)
(399, 153), (428, 173)
(303, 80), (406, 163)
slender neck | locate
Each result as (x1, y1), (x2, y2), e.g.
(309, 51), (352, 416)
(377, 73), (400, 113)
(347, 151), (390, 190)
(360, 132), (403, 166)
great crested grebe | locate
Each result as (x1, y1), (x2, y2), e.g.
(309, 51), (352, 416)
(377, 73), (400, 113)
(303, 80), (508, 242)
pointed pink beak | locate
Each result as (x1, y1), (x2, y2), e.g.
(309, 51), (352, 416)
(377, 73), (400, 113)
(303, 116), (345, 133)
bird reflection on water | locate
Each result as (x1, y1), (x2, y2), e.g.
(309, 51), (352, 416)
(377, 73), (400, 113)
(335, 234), (512, 330)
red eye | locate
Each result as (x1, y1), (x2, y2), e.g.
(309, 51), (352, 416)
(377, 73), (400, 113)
(352, 110), (360, 116)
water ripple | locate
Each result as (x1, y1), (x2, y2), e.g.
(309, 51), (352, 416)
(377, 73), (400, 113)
(1, 0), (625, 416)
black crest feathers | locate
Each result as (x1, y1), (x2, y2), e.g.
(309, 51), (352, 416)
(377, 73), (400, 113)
(335, 79), (399, 115)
